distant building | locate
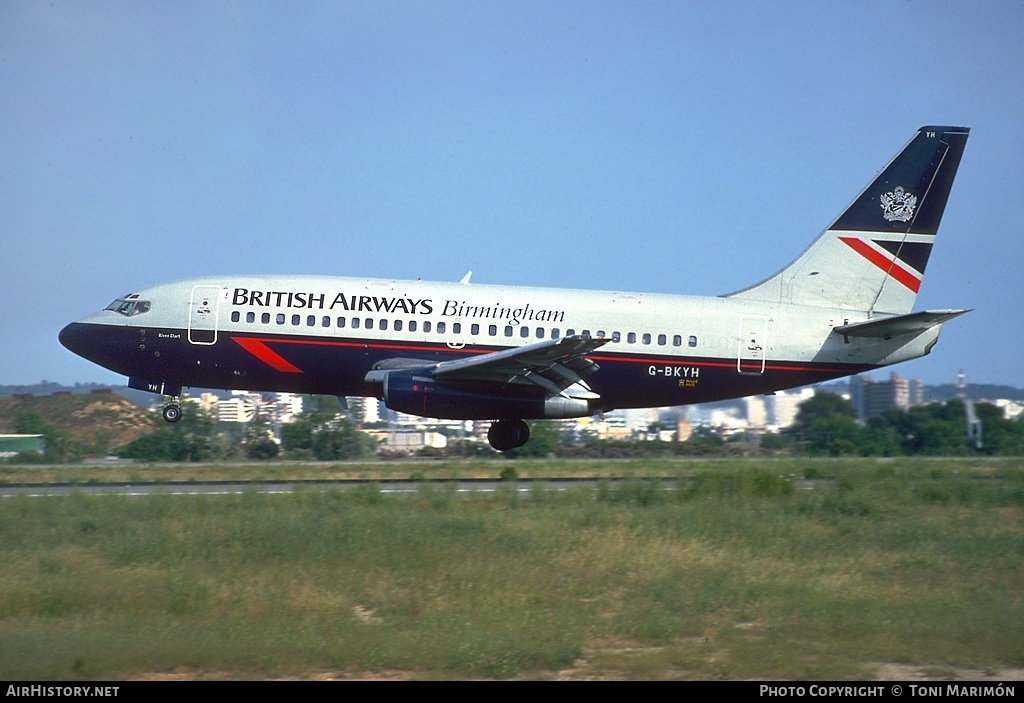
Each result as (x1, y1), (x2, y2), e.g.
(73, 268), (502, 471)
(218, 396), (254, 423)
(584, 410), (633, 441)
(994, 399), (1024, 420)
(745, 396), (767, 427)
(769, 388), (815, 428)
(850, 373), (923, 419)
(366, 430), (447, 452)
(210, 391), (303, 425)
(346, 396), (380, 425)
(199, 392), (220, 417)
(0, 434), (45, 457)
(275, 393), (303, 423)
(623, 408), (658, 433)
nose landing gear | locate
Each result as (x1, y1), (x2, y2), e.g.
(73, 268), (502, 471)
(162, 402), (182, 423)
(128, 378), (184, 423)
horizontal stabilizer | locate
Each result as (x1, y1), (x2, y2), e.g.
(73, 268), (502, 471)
(833, 309), (970, 340)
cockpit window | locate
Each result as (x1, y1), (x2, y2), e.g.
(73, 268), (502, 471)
(105, 297), (151, 316)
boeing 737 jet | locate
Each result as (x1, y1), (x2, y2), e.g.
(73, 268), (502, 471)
(60, 126), (970, 450)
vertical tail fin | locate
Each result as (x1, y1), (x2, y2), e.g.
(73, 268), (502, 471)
(727, 126), (969, 314)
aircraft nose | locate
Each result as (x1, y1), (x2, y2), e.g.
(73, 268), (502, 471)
(59, 321), (117, 366)
(59, 322), (91, 358)
(59, 320), (139, 377)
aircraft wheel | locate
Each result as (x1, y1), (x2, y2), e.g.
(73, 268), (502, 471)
(488, 419), (530, 451)
(162, 404), (182, 423)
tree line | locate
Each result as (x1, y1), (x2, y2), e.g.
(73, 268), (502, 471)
(5, 393), (1022, 463)
(773, 393), (1024, 457)
(115, 395), (377, 462)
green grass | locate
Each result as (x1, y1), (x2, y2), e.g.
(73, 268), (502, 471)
(0, 459), (1021, 679)
(3, 455), (1021, 485)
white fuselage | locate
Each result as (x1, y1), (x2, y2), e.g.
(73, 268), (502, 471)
(62, 274), (938, 413)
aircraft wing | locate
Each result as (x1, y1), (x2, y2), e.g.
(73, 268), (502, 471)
(833, 309), (970, 340)
(432, 335), (610, 398)
(364, 335), (610, 399)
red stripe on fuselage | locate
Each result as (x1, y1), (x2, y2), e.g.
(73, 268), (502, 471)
(231, 337), (304, 373)
(839, 236), (921, 293)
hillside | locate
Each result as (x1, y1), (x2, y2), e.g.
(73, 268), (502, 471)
(0, 392), (157, 454)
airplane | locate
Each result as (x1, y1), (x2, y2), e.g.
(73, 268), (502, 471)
(60, 125), (970, 451)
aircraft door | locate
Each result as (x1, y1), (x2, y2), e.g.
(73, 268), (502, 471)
(737, 316), (767, 374)
(188, 285), (223, 345)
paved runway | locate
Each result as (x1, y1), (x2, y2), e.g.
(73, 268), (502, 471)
(0, 477), (644, 498)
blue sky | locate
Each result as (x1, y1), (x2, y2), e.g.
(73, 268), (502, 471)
(2, 0), (1022, 389)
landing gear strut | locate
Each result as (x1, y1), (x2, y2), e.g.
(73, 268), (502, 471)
(487, 419), (530, 451)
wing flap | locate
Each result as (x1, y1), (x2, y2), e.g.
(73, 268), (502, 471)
(364, 335), (610, 399)
(434, 335), (610, 396)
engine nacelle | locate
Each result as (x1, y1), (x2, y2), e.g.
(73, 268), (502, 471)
(372, 369), (592, 420)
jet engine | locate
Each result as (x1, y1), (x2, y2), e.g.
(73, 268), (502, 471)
(369, 368), (593, 421)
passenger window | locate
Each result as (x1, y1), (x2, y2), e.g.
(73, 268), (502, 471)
(551, 328), (560, 339)
(437, 322), (446, 333)
(657, 334), (666, 345)
(423, 321), (431, 333)
(566, 329), (575, 336)
(488, 325), (497, 336)
(536, 327), (544, 338)
(365, 318), (373, 330)
(231, 311), (240, 323)
(262, 313), (271, 324)
(504, 326), (513, 337)
(337, 317), (346, 328)
(394, 320), (403, 331)
(471, 324), (479, 335)
(689, 335), (698, 348)
(322, 316), (330, 328)
(246, 312), (255, 323)
(627, 332), (636, 344)
(612, 331), (621, 343)
(408, 320), (417, 332)
(642, 333), (651, 345)
(520, 326), (529, 338)
(453, 323), (461, 334)
(379, 319), (388, 331)
(673, 335), (682, 347)
(306, 315), (315, 326)
(291, 314), (300, 325)
(277, 313), (285, 325)
(582, 330), (591, 338)
(597, 330), (605, 338)
(351, 318), (360, 329)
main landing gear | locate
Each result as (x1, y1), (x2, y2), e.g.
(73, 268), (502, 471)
(487, 419), (530, 451)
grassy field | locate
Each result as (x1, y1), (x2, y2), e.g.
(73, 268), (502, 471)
(1, 458), (1021, 680)
(3, 455), (1021, 484)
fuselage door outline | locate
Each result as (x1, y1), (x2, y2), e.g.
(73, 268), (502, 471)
(188, 285), (223, 345)
(738, 316), (767, 374)
(446, 317), (466, 349)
